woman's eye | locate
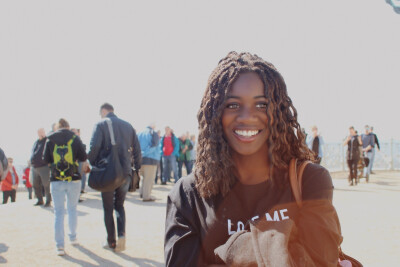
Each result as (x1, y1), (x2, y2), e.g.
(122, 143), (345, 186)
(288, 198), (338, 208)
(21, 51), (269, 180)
(256, 103), (268, 109)
(226, 103), (239, 109)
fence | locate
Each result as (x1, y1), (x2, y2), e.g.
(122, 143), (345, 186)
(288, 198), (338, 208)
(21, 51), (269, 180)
(321, 139), (400, 172)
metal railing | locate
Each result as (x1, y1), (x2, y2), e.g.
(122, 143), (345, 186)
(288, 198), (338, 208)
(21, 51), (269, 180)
(321, 139), (400, 172)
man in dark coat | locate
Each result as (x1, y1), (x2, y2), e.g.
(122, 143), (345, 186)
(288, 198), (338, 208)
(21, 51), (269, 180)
(88, 103), (142, 252)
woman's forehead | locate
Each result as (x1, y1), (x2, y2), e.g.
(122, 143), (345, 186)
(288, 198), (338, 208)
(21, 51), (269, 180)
(227, 72), (265, 96)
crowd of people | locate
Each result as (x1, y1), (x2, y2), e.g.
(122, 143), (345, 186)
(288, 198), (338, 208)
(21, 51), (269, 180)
(343, 125), (380, 186)
(0, 103), (198, 256)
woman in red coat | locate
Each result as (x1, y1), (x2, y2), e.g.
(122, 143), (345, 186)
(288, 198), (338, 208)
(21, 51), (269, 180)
(22, 162), (32, 199)
(1, 158), (19, 203)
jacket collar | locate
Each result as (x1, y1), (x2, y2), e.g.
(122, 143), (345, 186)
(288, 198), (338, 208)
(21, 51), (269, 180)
(106, 112), (117, 118)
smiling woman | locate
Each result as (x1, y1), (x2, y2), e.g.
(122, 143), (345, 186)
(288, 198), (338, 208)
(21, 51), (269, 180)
(164, 52), (344, 267)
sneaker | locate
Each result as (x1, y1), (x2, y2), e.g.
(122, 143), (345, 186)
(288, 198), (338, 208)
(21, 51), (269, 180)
(103, 241), (116, 251)
(44, 202), (52, 207)
(70, 239), (79, 246)
(115, 236), (126, 252)
(34, 201), (44, 206)
(56, 248), (65, 256)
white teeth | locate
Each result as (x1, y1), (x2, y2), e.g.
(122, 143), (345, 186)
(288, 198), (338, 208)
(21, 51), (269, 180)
(235, 130), (259, 137)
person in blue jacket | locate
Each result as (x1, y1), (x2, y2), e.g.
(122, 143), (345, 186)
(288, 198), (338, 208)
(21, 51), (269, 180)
(137, 123), (160, 201)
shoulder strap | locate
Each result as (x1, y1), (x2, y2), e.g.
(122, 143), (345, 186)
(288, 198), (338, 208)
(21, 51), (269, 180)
(105, 118), (116, 146)
(289, 158), (311, 208)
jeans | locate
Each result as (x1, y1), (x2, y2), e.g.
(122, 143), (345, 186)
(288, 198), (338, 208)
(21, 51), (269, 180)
(50, 180), (81, 248)
(3, 190), (16, 204)
(370, 147), (376, 171)
(162, 155), (178, 183)
(32, 166), (51, 203)
(177, 160), (193, 179)
(101, 179), (130, 245)
(27, 187), (32, 199)
(363, 151), (373, 177)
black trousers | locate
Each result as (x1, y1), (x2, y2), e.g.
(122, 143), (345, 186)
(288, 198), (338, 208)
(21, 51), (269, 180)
(347, 158), (359, 181)
(101, 179), (130, 245)
(3, 190), (16, 204)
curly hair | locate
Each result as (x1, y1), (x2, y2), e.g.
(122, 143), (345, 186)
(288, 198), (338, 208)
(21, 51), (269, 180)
(195, 52), (314, 198)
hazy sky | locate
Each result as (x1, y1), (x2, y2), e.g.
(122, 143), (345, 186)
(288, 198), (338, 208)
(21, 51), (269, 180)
(1, 1), (399, 164)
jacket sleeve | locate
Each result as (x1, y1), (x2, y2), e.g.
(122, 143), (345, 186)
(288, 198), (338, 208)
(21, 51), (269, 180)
(74, 136), (88, 162)
(132, 128), (142, 170)
(43, 139), (52, 164)
(88, 123), (103, 165)
(165, 190), (206, 267)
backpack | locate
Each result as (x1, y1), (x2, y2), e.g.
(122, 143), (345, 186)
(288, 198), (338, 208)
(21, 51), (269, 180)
(52, 136), (78, 182)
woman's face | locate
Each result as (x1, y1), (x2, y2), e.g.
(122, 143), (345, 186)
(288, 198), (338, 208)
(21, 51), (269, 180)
(222, 72), (269, 157)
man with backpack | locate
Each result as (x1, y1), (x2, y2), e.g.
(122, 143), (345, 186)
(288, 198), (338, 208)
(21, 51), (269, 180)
(88, 103), (141, 252)
(43, 118), (87, 256)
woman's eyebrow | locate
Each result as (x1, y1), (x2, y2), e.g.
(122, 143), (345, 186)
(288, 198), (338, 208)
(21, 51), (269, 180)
(226, 95), (266, 99)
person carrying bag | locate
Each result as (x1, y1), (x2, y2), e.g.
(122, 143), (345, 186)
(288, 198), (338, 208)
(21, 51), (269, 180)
(88, 118), (125, 192)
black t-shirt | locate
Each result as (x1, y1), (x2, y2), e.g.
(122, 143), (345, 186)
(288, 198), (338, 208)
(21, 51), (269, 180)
(165, 163), (342, 267)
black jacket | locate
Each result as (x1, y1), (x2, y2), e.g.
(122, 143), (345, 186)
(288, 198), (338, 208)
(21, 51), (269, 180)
(43, 129), (87, 182)
(30, 138), (48, 168)
(88, 113), (142, 176)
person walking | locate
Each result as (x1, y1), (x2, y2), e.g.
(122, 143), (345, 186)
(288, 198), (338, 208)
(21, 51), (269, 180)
(361, 125), (374, 180)
(30, 128), (52, 207)
(138, 123), (160, 202)
(344, 126), (362, 185)
(306, 126), (324, 164)
(88, 103), (142, 252)
(370, 126), (380, 174)
(1, 158), (19, 204)
(43, 118), (87, 256)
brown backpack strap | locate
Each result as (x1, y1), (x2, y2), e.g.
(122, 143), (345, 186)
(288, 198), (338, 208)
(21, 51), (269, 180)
(289, 158), (311, 208)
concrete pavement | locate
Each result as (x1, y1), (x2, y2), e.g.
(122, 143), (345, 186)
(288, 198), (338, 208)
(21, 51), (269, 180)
(1, 171), (399, 266)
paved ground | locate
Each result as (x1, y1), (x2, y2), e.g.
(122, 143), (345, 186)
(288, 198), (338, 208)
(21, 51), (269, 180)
(1, 171), (399, 266)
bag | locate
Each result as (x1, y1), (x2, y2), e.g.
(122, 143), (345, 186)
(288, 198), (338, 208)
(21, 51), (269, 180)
(289, 158), (363, 267)
(128, 169), (140, 192)
(88, 118), (126, 192)
(52, 136), (78, 182)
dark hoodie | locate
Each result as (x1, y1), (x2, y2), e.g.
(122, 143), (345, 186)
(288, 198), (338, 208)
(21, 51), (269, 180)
(43, 128), (87, 182)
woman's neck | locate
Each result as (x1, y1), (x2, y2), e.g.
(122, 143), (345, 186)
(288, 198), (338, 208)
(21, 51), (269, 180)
(233, 153), (271, 185)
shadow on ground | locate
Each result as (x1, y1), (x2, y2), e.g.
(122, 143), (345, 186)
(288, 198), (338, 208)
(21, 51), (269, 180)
(125, 194), (166, 207)
(0, 243), (8, 264)
(116, 252), (163, 267)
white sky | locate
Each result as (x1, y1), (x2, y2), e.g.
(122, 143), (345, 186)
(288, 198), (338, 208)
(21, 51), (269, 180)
(1, 1), (399, 165)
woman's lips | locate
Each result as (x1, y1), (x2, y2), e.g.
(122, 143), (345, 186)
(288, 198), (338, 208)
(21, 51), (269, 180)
(233, 129), (262, 142)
